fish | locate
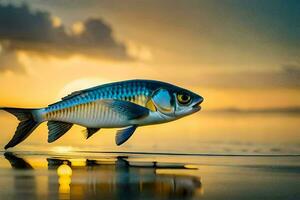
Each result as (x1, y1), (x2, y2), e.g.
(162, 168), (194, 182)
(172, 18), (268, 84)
(0, 79), (204, 149)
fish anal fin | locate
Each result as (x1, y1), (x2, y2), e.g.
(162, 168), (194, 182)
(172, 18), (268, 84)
(47, 121), (73, 143)
(115, 125), (137, 146)
(83, 128), (101, 139)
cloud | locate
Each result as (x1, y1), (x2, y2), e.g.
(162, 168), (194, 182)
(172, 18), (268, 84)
(178, 63), (300, 88)
(0, 3), (131, 72)
(282, 64), (300, 83)
(0, 47), (25, 73)
(225, 65), (300, 88)
(208, 106), (300, 114)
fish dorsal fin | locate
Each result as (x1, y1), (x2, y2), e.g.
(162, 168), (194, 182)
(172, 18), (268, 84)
(102, 99), (149, 120)
(83, 128), (101, 139)
(115, 125), (137, 146)
(60, 82), (113, 101)
(61, 91), (82, 101)
(47, 121), (73, 143)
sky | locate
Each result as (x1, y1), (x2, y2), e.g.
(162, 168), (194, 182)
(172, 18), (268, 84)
(0, 0), (300, 150)
(0, 0), (299, 110)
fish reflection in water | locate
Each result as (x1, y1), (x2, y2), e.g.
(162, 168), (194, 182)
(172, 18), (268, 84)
(4, 152), (37, 200)
(4, 153), (202, 200)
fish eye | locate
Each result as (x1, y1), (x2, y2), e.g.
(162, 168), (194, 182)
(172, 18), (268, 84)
(177, 93), (191, 105)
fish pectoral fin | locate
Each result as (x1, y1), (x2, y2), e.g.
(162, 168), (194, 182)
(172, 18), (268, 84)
(101, 99), (149, 120)
(83, 128), (101, 139)
(115, 125), (137, 146)
(47, 121), (73, 143)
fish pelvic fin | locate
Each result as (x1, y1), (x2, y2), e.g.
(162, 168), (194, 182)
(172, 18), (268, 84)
(47, 121), (73, 143)
(1, 107), (41, 149)
(115, 125), (137, 146)
(83, 128), (101, 139)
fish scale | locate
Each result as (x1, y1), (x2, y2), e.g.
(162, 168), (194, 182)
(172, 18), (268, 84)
(45, 80), (151, 118)
(47, 101), (124, 128)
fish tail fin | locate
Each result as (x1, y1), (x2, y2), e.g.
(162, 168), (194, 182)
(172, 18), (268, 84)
(1, 107), (42, 149)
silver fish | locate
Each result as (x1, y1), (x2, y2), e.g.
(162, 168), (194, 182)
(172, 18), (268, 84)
(1, 79), (204, 149)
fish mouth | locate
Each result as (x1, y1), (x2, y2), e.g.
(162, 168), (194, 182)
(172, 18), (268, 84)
(192, 97), (204, 110)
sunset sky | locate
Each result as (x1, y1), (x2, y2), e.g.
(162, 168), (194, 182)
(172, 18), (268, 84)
(0, 0), (299, 110)
(0, 0), (300, 151)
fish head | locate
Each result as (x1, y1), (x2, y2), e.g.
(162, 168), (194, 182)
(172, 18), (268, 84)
(151, 85), (203, 120)
(172, 88), (204, 118)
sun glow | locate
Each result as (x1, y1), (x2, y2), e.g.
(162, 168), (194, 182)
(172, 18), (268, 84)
(58, 78), (111, 99)
(51, 16), (62, 27)
(71, 21), (85, 35)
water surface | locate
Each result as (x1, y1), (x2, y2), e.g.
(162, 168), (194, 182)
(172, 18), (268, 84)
(0, 151), (299, 200)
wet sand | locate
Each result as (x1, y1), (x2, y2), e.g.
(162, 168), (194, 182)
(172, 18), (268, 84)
(0, 151), (299, 200)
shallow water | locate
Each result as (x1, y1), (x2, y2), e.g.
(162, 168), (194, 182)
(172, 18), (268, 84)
(0, 151), (299, 200)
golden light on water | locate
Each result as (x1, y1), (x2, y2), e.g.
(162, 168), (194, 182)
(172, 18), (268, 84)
(57, 162), (72, 199)
(57, 163), (73, 177)
(184, 164), (199, 169)
(51, 146), (74, 154)
(69, 159), (86, 167)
